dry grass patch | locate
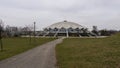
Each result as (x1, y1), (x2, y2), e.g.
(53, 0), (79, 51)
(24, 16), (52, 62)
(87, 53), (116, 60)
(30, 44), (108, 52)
(56, 33), (120, 68)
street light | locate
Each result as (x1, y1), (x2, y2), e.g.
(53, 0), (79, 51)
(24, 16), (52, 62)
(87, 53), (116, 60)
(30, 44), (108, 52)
(33, 22), (36, 44)
(34, 22), (36, 37)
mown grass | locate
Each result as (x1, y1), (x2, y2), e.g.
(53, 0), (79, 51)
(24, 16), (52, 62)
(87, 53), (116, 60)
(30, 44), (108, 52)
(0, 37), (56, 61)
(56, 33), (120, 68)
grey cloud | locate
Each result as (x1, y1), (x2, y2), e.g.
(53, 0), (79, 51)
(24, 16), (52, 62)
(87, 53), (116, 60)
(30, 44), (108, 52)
(0, 0), (120, 30)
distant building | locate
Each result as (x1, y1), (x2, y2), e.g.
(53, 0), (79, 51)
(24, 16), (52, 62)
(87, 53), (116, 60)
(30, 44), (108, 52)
(5, 26), (20, 37)
(43, 20), (96, 37)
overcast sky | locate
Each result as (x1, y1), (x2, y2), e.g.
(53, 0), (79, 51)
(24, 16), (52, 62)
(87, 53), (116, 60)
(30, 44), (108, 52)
(0, 0), (120, 30)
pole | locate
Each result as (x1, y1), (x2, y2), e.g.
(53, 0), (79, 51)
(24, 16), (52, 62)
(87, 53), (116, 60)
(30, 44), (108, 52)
(33, 22), (36, 44)
(34, 22), (36, 37)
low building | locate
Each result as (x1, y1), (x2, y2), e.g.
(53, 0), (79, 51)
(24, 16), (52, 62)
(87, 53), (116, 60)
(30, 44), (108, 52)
(43, 20), (96, 37)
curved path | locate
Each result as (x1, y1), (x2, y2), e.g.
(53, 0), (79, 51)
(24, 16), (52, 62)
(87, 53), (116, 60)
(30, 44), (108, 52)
(0, 38), (63, 68)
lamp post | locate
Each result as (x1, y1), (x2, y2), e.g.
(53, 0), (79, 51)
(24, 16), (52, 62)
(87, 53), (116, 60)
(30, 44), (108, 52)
(33, 22), (36, 44)
(34, 22), (36, 37)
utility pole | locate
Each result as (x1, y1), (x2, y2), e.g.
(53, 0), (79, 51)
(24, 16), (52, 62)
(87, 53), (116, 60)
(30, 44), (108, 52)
(34, 22), (36, 37)
(0, 26), (3, 51)
(33, 22), (36, 44)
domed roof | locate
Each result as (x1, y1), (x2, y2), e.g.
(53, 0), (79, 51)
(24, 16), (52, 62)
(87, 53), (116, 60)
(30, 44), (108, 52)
(47, 20), (84, 29)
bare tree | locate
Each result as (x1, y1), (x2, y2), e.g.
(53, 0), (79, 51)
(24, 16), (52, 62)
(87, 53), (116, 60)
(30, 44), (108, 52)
(0, 19), (4, 51)
(24, 25), (34, 45)
(5, 25), (11, 37)
(5, 25), (20, 37)
(92, 26), (100, 36)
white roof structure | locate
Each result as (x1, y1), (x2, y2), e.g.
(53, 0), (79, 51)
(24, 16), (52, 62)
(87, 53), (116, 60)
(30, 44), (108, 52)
(47, 20), (84, 29)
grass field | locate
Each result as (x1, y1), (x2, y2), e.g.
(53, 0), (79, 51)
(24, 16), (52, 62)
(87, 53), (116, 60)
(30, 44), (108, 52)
(0, 37), (56, 61)
(56, 33), (120, 68)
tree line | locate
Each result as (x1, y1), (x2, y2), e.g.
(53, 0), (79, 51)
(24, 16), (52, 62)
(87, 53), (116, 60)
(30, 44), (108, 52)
(0, 22), (119, 38)
(0, 19), (36, 51)
(0, 19), (35, 37)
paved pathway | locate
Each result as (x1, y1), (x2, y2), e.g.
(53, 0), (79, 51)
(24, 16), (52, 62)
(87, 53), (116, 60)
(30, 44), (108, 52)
(0, 38), (63, 68)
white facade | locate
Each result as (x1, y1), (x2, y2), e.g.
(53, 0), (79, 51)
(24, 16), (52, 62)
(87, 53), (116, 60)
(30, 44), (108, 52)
(43, 20), (95, 37)
(47, 20), (83, 29)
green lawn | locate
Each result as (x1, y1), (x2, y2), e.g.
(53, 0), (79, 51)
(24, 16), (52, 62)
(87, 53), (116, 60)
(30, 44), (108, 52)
(0, 37), (56, 61)
(56, 33), (120, 68)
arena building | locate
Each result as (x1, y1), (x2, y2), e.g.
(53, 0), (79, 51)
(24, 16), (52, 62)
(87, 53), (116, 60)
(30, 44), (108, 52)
(43, 20), (96, 37)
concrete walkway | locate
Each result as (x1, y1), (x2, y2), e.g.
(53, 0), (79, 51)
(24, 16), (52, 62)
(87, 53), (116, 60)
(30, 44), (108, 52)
(0, 38), (63, 68)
